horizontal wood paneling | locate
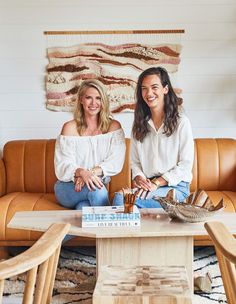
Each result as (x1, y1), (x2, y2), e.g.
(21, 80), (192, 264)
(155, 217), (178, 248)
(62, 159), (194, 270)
(1, 0), (236, 5)
(182, 93), (236, 110)
(0, 93), (47, 110)
(0, 76), (42, 93)
(187, 110), (236, 127)
(0, 0), (235, 152)
(0, 59), (45, 76)
(192, 128), (236, 138)
(182, 41), (236, 57)
(180, 59), (236, 75)
(0, 128), (61, 151)
(0, 111), (72, 128)
(179, 75), (236, 93)
(0, 5), (235, 25)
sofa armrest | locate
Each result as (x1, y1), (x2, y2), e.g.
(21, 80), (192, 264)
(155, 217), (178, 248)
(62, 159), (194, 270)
(0, 159), (6, 197)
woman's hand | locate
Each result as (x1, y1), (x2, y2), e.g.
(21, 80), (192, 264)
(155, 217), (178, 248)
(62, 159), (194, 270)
(134, 175), (152, 190)
(77, 168), (104, 191)
(134, 175), (153, 199)
(74, 176), (85, 192)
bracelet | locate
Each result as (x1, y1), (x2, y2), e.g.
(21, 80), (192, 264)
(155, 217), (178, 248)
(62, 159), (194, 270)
(89, 168), (96, 175)
(152, 179), (161, 189)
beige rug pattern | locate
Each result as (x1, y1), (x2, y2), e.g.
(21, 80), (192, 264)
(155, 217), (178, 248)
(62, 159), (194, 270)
(3, 246), (226, 304)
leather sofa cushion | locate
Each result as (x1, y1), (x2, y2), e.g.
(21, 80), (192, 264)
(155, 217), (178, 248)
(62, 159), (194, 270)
(205, 190), (236, 211)
(0, 192), (65, 241)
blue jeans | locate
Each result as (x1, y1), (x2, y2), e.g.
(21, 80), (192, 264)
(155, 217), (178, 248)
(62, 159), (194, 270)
(54, 181), (110, 210)
(112, 181), (189, 208)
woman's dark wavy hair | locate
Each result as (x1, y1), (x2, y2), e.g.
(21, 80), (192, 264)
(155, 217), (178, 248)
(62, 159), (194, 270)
(132, 67), (182, 142)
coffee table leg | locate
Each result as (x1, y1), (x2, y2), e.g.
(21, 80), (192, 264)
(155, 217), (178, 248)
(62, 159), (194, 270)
(96, 236), (193, 293)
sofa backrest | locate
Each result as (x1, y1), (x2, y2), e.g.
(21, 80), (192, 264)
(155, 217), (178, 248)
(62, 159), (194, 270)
(191, 138), (236, 192)
(3, 140), (56, 194)
(2, 138), (235, 195)
(3, 139), (131, 197)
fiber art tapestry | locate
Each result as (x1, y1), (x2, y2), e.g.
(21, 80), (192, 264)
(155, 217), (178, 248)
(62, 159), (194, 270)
(45, 30), (184, 113)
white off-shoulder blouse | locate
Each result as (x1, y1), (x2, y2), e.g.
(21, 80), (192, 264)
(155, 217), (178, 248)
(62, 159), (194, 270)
(54, 128), (126, 182)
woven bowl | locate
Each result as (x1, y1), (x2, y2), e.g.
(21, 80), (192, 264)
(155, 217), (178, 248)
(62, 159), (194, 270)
(154, 189), (224, 223)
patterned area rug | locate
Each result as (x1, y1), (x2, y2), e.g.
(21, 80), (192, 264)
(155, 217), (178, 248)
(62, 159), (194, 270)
(193, 247), (227, 304)
(3, 246), (227, 304)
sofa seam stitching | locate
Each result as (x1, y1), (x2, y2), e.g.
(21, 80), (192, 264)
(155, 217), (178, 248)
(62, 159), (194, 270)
(216, 138), (220, 191)
(222, 190), (235, 212)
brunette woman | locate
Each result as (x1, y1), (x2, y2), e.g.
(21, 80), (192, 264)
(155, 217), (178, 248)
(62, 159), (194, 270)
(113, 67), (194, 207)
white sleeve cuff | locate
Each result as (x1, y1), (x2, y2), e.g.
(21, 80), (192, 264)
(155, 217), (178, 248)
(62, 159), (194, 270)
(132, 171), (146, 180)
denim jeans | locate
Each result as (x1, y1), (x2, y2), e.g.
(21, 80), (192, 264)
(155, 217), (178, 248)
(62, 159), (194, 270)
(112, 181), (190, 208)
(54, 180), (110, 210)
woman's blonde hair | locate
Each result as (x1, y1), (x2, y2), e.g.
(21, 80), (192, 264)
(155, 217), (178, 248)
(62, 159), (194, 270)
(74, 79), (111, 135)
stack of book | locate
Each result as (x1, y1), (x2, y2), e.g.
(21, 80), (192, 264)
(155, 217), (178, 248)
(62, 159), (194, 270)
(82, 205), (140, 228)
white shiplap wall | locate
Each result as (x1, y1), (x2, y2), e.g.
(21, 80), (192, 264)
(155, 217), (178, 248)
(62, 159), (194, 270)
(0, 0), (235, 152)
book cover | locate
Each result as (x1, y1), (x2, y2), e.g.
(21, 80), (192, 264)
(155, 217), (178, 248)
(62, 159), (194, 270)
(82, 205), (140, 228)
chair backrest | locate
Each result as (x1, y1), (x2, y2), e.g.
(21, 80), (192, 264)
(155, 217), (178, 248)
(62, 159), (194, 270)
(0, 222), (70, 304)
(204, 221), (236, 304)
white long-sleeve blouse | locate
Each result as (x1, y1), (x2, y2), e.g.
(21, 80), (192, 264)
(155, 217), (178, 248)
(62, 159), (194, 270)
(54, 128), (126, 182)
(131, 114), (194, 186)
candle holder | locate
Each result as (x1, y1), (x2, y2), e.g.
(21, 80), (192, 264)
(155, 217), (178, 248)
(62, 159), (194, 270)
(122, 189), (137, 213)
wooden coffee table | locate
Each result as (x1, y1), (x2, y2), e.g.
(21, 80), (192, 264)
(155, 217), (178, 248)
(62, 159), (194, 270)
(7, 209), (236, 294)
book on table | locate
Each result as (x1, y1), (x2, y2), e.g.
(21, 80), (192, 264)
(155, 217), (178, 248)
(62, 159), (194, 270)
(82, 205), (140, 228)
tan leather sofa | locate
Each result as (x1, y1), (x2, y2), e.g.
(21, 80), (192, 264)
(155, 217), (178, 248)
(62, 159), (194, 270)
(0, 138), (235, 255)
(191, 138), (236, 245)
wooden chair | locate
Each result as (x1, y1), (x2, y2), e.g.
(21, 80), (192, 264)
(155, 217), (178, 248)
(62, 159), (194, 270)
(204, 221), (236, 304)
(0, 222), (70, 304)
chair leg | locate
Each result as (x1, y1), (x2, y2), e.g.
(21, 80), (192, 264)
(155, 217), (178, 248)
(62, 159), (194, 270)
(34, 260), (49, 304)
(47, 246), (61, 304)
(0, 279), (4, 303)
(23, 267), (37, 304)
(216, 249), (236, 304)
(41, 252), (57, 304)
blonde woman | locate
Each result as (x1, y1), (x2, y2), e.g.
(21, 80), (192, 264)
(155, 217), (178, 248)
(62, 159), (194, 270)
(54, 79), (126, 209)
